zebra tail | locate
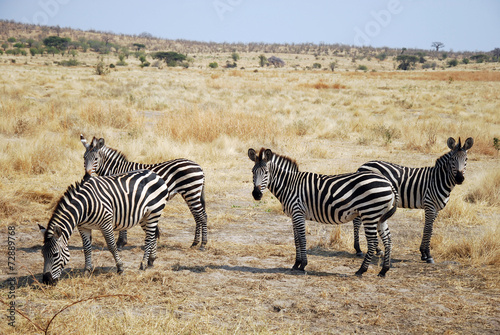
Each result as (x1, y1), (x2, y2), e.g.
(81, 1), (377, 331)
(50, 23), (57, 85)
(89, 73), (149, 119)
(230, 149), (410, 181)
(200, 184), (206, 210)
(380, 185), (399, 223)
(155, 225), (160, 242)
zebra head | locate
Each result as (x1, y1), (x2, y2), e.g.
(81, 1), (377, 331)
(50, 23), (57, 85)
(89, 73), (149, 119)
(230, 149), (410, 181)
(446, 137), (474, 185)
(39, 224), (70, 285)
(80, 134), (105, 176)
(248, 148), (273, 201)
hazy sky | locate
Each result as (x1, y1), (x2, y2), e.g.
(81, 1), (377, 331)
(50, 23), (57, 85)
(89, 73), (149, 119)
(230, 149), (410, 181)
(0, 0), (498, 51)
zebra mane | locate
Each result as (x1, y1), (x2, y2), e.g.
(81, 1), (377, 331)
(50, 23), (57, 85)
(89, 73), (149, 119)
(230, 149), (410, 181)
(434, 150), (454, 168)
(46, 179), (84, 236)
(102, 144), (129, 163)
(261, 148), (299, 172)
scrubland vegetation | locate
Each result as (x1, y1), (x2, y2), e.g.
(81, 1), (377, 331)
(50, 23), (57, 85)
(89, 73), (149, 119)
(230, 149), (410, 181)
(0, 21), (499, 334)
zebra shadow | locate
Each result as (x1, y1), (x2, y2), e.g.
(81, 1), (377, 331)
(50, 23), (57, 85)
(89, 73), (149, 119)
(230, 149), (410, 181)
(0, 266), (123, 290)
(172, 264), (350, 277)
(307, 246), (408, 264)
(18, 244), (84, 253)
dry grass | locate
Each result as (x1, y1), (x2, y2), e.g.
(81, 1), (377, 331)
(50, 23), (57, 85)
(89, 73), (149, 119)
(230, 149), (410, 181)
(1, 50), (499, 334)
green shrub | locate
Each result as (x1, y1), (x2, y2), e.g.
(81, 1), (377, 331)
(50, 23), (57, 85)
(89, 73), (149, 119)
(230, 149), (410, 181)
(447, 59), (458, 67)
(462, 58), (470, 64)
(357, 65), (368, 71)
(60, 59), (79, 66)
(209, 62), (218, 69)
(312, 63), (321, 69)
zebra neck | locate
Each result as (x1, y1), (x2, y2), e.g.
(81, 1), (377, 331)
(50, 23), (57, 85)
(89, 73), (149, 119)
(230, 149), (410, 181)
(433, 152), (455, 190)
(100, 148), (148, 174)
(267, 163), (297, 202)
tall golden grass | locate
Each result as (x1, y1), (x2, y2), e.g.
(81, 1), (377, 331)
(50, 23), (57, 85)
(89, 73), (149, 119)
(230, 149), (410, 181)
(0, 53), (499, 334)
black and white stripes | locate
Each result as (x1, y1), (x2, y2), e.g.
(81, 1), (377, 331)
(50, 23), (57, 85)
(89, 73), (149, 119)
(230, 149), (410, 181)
(249, 148), (398, 277)
(353, 137), (474, 263)
(39, 169), (169, 285)
(81, 135), (208, 250)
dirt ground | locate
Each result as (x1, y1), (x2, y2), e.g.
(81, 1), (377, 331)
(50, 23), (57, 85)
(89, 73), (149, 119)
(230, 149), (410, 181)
(1, 154), (499, 334)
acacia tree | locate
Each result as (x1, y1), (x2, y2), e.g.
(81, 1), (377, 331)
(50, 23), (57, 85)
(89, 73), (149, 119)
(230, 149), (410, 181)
(397, 55), (419, 70)
(431, 42), (444, 52)
(152, 51), (187, 67)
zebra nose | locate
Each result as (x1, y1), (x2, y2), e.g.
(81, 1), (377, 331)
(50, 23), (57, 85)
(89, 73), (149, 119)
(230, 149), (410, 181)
(42, 272), (57, 286)
(455, 172), (464, 185)
(252, 187), (263, 201)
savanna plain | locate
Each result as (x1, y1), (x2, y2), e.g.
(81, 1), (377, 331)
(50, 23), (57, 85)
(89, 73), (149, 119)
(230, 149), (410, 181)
(0, 48), (500, 334)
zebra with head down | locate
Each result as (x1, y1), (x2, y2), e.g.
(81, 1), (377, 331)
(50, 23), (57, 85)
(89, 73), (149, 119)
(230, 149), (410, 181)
(39, 169), (169, 285)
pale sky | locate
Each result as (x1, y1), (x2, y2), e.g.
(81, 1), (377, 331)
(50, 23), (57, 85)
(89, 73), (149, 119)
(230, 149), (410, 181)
(0, 0), (498, 52)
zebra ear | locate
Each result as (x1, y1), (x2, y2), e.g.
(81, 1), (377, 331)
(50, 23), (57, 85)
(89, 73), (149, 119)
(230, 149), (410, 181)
(447, 137), (456, 150)
(91, 137), (105, 149)
(53, 225), (63, 239)
(80, 134), (89, 149)
(97, 138), (105, 149)
(38, 224), (47, 236)
(463, 137), (474, 151)
(248, 148), (257, 162)
(263, 149), (273, 162)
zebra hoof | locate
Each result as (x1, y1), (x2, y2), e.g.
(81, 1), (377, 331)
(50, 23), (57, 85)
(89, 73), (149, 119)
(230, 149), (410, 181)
(84, 268), (93, 277)
(117, 266), (124, 275)
(426, 258), (435, 264)
(355, 251), (364, 258)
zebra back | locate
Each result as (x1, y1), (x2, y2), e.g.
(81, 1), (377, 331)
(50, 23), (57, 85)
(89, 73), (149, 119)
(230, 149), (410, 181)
(81, 136), (205, 200)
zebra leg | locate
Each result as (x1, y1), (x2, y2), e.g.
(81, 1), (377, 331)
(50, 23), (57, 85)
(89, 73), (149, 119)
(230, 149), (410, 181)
(78, 228), (94, 276)
(140, 213), (161, 270)
(355, 220), (378, 276)
(147, 225), (160, 268)
(377, 220), (392, 277)
(420, 207), (437, 264)
(117, 230), (128, 251)
(291, 211), (308, 271)
(185, 193), (208, 251)
(101, 226), (124, 274)
(353, 216), (363, 257)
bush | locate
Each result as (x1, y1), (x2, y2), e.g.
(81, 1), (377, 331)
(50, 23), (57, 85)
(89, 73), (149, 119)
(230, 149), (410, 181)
(447, 59), (459, 67)
(13, 42), (25, 48)
(312, 63), (321, 69)
(7, 37), (16, 43)
(231, 52), (240, 61)
(60, 59), (79, 66)
(95, 60), (109, 75)
(357, 65), (368, 71)
(375, 52), (387, 61)
(209, 62), (218, 69)
(462, 58), (470, 64)
(422, 62), (437, 70)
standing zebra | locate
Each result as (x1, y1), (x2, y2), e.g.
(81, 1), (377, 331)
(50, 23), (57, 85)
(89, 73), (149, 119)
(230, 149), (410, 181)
(248, 148), (398, 277)
(353, 137), (474, 263)
(39, 170), (169, 285)
(80, 135), (208, 250)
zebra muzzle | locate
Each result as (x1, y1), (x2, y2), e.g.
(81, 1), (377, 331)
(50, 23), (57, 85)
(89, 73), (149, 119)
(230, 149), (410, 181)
(455, 172), (464, 185)
(42, 272), (58, 286)
(252, 187), (263, 201)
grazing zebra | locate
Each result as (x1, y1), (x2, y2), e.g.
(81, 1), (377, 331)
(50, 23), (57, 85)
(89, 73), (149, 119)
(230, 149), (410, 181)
(353, 137), (474, 264)
(80, 135), (208, 250)
(248, 148), (398, 277)
(39, 170), (169, 285)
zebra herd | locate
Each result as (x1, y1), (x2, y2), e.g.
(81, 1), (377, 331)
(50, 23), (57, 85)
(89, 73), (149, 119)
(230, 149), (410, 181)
(39, 135), (473, 285)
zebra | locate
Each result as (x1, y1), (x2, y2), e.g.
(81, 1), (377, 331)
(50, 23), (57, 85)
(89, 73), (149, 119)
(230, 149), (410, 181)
(248, 148), (398, 277)
(80, 135), (208, 250)
(38, 169), (169, 285)
(352, 137), (474, 264)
